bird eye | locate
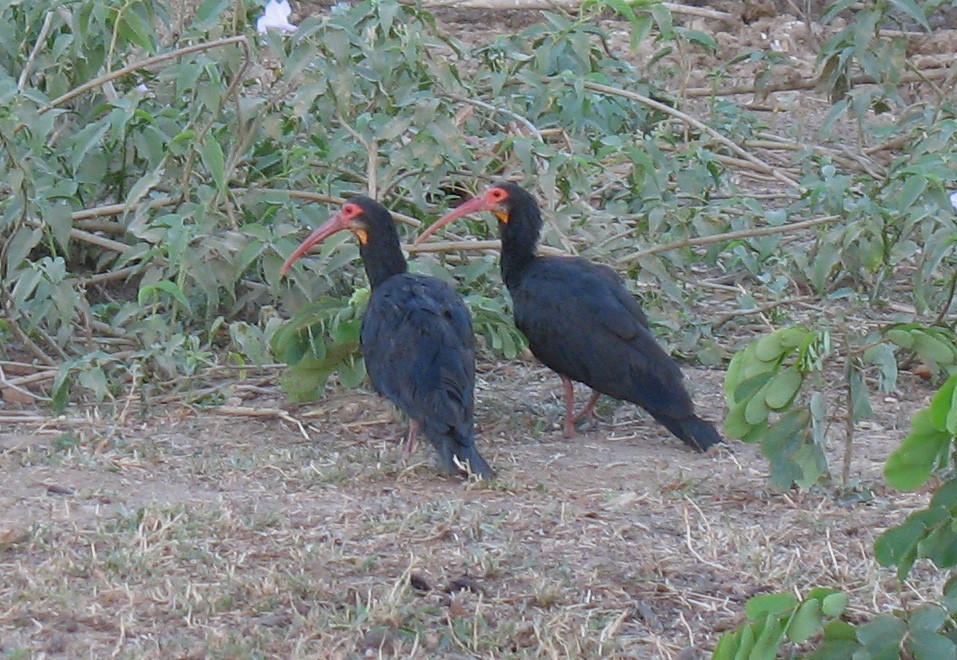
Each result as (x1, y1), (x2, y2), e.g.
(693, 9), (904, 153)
(343, 203), (362, 218)
(490, 188), (507, 201)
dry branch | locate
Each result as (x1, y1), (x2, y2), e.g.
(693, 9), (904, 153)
(581, 81), (802, 190)
(406, 239), (565, 256)
(40, 36), (249, 114)
(684, 65), (957, 99)
(620, 215), (842, 265)
(713, 296), (814, 328)
(237, 187), (422, 228)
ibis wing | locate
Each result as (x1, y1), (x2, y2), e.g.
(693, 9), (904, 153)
(361, 274), (475, 429)
(512, 257), (689, 417)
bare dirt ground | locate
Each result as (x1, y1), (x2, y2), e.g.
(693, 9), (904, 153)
(0, 358), (943, 657)
(2, 1), (954, 658)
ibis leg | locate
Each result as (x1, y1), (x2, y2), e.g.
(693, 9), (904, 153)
(573, 390), (601, 426)
(561, 375), (578, 438)
(402, 420), (420, 458)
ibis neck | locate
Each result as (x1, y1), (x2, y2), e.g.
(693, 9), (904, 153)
(500, 240), (535, 290)
(498, 209), (541, 290)
(359, 239), (408, 289)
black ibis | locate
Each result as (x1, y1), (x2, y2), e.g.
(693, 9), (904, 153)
(415, 182), (721, 451)
(281, 196), (494, 478)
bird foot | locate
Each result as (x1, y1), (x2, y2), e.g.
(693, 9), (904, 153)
(563, 390), (602, 437)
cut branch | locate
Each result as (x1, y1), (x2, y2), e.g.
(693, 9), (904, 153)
(620, 215), (842, 265)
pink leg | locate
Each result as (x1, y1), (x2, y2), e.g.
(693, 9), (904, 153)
(561, 375), (578, 438)
(402, 420), (420, 459)
(573, 390), (601, 425)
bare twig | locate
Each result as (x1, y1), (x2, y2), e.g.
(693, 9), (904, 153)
(406, 239), (565, 256)
(18, 11), (55, 90)
(76, 266), (143, 287)
(214, 405), (311, 440)
(236, 187), (422, 227)
(41, 36), (249, 114)
(441, 92), (544, 142)
(5, 371), (54, 388)
(2, 298), (55, 366)
(620, 215), (842, 265)
(581, 81), (801, 189)
(684, 65), (957, 99)
(25, 221), (132, 254)
(713, 296), (814, 328)
(73, 198), (177, 222)
(0, 364), (51, 402)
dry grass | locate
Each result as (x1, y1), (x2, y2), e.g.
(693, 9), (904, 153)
(0, 359), (942, 658)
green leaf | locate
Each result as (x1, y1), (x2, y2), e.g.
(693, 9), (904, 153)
(764, 368), (803, 410)
(69, 119), (109, 172)
(750, 615), (785, 660)
(888, 0), (931, 30)
(125, 166), (165, 210)
(4, 226), (42, 277)
(897, 174), (928, 211)
(909, 632), (956, 660)
(918, 524), (957, 570)
(913, 331), (957, 366)
(928, 374), (957, 433)
(909, 605), (948, 633)
(51, 368), (72, 414)
(682, 29), (717, 52)
(849, 365), (874, 422)
(117, 4), (156, 52)
(885, 327), (915, 349)
(856, 615), (907, 657)
(885, 408), (953, 490)
(43, 200), (74, 252)
(198, 136), (227, 191)
(863, 342), (898, 393)
(194, 0), (228, 27)
(744, 388), (771, 425)
(724, 401), (756, 440)
(874, 508), (947, 577)
(138, 280), (192, 313)
(786, 597), (822, 643)
(745, 592), (797, 619)
(821, 592), (850, 617)
(754, 332), (786, 362)
(337, 355), (367, 389)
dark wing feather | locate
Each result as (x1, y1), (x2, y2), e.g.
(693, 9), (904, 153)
(360, 274), (491, 476)
(511, 256), (691, 419)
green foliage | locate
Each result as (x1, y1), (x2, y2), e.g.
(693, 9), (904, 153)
(718, 373), (957, 656)
(883, 374), (957, 491)
(724, 326), (830, 488)
(3, 0), (956, 445)
(713, 588), (849, 659)
(725, 320), (957, 490)
(870, 374), (957, 582)
(270, 290), (369, 402)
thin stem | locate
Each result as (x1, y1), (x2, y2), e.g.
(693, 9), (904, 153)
(619, 215), (842, 265)
(42, 36), (249, 114)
